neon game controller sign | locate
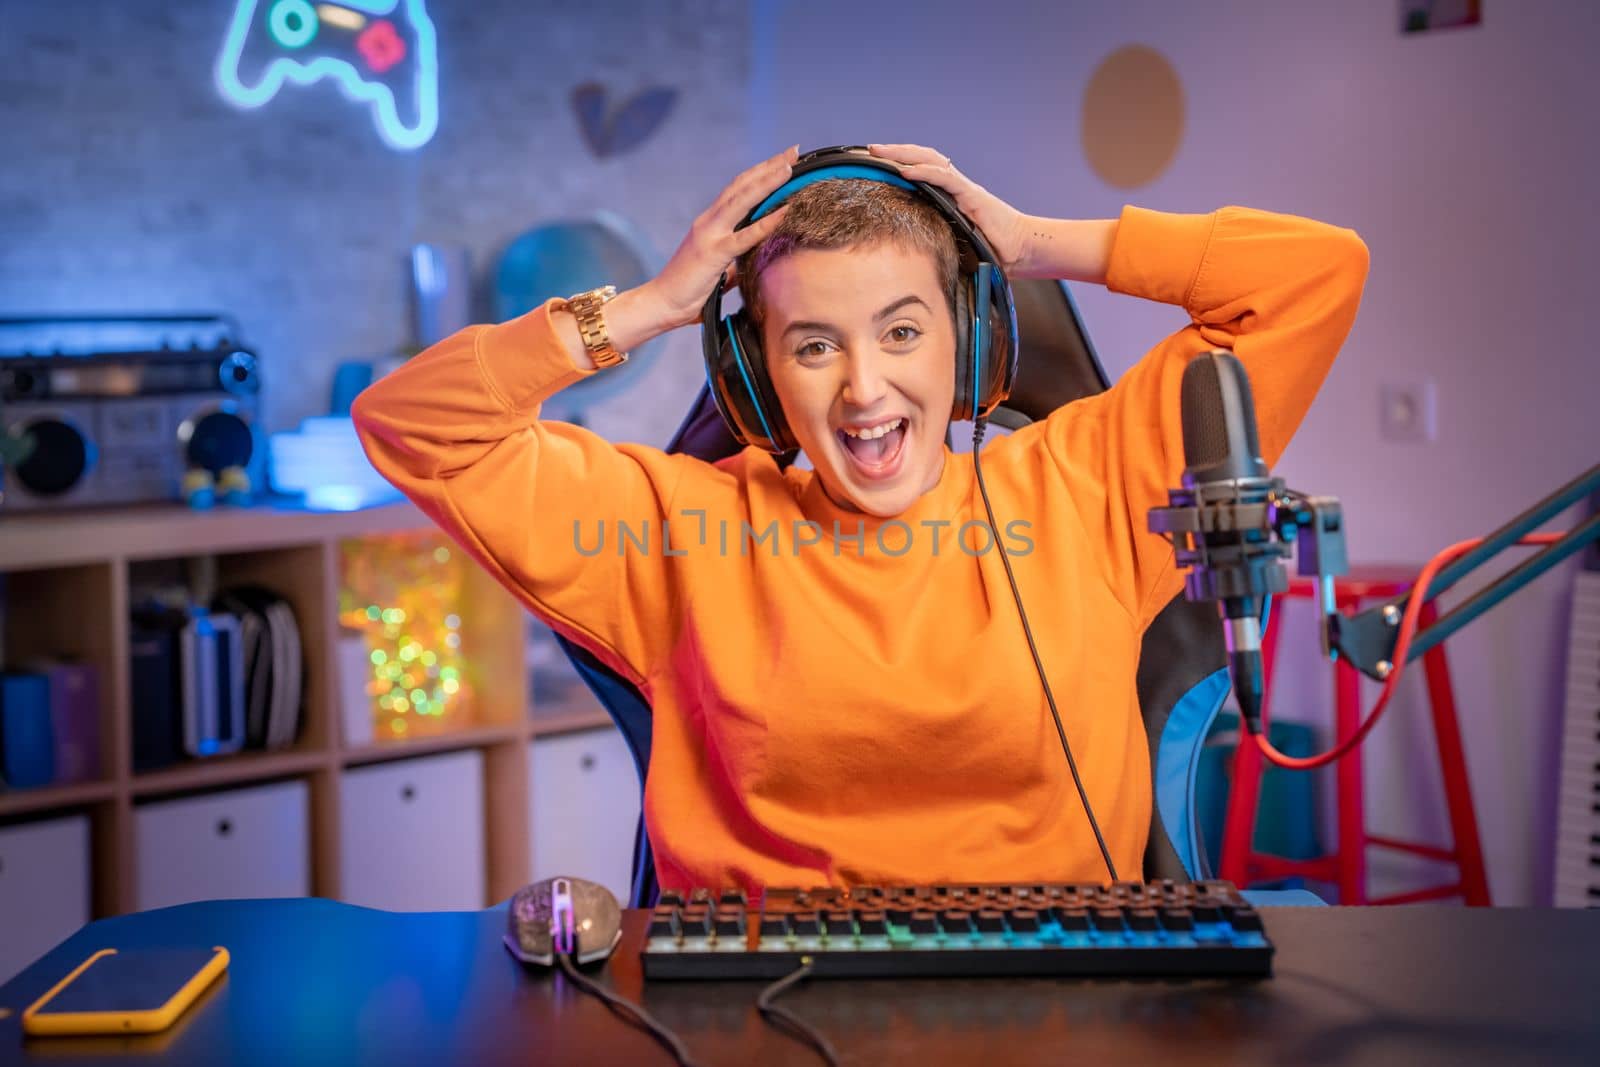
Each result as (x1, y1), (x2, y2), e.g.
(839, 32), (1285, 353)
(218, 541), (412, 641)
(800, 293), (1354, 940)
(215, 0), (439, 150)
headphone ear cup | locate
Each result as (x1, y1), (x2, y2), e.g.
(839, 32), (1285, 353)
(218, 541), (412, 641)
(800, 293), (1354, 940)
(950, 278), (976, 421)
(706, 309), (761, 449)
(978, 290), (1018, 416)
(725, 311), (794, 453)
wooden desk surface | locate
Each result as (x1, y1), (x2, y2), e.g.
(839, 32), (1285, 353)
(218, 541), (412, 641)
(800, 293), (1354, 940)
(2, 898), (1597, 1066)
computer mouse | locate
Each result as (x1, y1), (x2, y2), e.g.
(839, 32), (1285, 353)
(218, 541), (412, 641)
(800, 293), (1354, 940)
(503, 875), (623, 967)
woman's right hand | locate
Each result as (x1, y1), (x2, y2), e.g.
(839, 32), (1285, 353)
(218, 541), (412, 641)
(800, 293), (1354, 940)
(640, 145), (800, 332)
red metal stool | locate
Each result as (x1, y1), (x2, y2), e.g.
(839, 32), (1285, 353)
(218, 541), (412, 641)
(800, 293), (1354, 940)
(1217, 565), (1492, 905)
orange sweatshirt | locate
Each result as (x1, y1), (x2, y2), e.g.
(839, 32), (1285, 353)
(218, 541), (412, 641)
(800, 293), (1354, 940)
(352, 205), (1369, 892)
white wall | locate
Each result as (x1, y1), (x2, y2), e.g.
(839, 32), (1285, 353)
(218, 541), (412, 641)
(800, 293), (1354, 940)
(751, 0), (1599, 904)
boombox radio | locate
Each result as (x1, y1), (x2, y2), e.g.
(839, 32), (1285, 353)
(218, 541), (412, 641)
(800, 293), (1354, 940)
(0, 314), (263, 513)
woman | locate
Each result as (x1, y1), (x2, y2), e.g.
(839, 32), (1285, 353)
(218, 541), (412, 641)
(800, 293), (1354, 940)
(352, 143), (1369, 893)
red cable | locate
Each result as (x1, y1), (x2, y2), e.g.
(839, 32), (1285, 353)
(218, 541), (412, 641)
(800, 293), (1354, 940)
(1254, 532), (1565, 770)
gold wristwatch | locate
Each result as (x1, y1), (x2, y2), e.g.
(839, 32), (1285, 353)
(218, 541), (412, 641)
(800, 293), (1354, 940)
(557, 285), (628, 369)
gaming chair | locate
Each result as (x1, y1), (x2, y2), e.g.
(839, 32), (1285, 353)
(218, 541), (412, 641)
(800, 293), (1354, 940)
(554, 278), (1243, 907)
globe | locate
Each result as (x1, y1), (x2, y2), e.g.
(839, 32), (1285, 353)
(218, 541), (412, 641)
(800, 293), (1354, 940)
(492, 212), (666, 413)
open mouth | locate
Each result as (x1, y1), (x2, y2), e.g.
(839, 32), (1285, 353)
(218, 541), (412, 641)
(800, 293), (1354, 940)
(836, 417), (908, 481)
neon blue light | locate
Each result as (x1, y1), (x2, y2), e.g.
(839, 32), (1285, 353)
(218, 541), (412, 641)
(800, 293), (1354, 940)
(215, 0), (439, 151)
(268, 0), (317, 49)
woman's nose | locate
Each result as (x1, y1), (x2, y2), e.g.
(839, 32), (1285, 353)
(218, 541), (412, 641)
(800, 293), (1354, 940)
(841, 350), (889, 407)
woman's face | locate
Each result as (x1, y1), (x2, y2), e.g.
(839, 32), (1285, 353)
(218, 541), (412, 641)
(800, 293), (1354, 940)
(759, 241), (956, 517)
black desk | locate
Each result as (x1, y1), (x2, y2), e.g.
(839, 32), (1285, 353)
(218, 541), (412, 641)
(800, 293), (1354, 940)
(2, 900), (1596, 1066)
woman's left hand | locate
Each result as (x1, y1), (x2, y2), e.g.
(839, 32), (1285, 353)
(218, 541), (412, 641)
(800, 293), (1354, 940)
(867, 143), (1034, 275)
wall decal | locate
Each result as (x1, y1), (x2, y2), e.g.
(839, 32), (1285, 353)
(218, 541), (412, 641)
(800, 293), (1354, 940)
(1402, 1), (1482, 34)
(571, 82), (678, 158)
(216, 0), (440, 150)
(1080, 44), (1185, 190)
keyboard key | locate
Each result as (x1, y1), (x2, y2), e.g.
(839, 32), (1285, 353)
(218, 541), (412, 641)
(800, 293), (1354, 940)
(714, 909), (746, 938)
(975, 910), (1006, 934)
(909, 911), (939, 936)
(1053, 907), (1091, 931)
(1159, 908), (1195, 932)
(1128, 909), (1159, 932)
(940, 910), (974, 935)
(720, 888), (748, 907)
(648, 911), (680, 939)
(1091, 910), (1126, 933)
(856, 911), (889, 937)
(1229, 909), (1264, 932)
(679, 908), (712, 937)
(658, 890), (685, 907)
(790, 911), (821, 937)
(760, 915), (790, 938)
(825, 911), (856, 939)
(1008, 908), (1041, 934)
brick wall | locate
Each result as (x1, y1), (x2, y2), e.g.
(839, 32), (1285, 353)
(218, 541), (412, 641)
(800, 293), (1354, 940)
(0, 0), (751, 446)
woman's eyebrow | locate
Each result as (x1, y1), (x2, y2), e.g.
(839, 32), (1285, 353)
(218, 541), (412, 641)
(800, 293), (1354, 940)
(780, 295), (930, 338)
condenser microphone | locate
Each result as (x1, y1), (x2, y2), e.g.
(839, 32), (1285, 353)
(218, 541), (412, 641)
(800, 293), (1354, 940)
(1152, 351), (1291, 734)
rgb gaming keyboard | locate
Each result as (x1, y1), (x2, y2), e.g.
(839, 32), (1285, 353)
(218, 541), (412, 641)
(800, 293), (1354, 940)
(640, 879), (1272, 980)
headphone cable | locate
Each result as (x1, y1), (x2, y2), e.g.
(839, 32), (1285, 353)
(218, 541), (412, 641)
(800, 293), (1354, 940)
(970, 416), (1120, 884)
(556, 952), (703, 1067)
(756, 961), (840, 1066)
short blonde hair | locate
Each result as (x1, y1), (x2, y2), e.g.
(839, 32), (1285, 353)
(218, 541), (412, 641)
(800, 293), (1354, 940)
(736, 179), (960, 333)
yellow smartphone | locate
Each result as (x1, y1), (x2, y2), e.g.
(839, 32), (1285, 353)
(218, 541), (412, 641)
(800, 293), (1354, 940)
(21, 946), (229, 1037)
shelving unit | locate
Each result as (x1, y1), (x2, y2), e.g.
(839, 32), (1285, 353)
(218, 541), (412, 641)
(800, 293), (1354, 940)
(0, 499), (615, 919)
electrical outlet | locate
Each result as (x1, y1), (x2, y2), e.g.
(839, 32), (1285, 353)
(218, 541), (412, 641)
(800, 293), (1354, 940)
(1379, 381), (1437, 443)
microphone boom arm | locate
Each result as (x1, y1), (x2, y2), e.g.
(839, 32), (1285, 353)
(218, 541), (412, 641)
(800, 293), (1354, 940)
(1334, 463), (1600, 680)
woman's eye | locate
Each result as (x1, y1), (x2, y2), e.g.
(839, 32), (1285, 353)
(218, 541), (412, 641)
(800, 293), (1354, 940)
(796, 340), (831, 359)
(886, 325), (921, 345)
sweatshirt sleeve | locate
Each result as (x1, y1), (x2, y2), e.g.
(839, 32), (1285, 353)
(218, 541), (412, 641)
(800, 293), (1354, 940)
(350, 298), (688, 688)
(1038, 205), (1370, 631)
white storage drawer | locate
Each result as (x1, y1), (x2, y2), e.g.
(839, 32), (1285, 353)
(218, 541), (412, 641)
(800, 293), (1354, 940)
(135, 779), (310, 912)
(0, 814), (91, 985)
(340, 749), (485, 911)
(530, 727), (640, 903)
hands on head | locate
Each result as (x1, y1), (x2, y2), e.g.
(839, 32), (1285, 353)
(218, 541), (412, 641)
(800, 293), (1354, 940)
(864, 143), (1033, 276)
(646, 145), (801, 332)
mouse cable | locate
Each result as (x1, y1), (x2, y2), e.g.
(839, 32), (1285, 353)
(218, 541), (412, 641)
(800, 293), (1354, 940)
(755, 960), (840, 1066)
(556, 953), (703, 1067)
(971, 416), (1119, 884)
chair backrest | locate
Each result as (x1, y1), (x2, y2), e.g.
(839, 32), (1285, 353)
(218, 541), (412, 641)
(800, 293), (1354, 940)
(556, 279), (1233, 905)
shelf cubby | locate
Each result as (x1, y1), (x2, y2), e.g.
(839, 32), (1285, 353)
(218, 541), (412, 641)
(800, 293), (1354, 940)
(1, 499), (617, 922)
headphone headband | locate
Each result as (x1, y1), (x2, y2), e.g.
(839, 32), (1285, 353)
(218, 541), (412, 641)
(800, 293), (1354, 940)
(750, 164), (918, 221)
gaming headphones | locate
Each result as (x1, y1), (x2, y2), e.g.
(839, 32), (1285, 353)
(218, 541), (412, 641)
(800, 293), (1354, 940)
(699, 145), (1021, 454)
